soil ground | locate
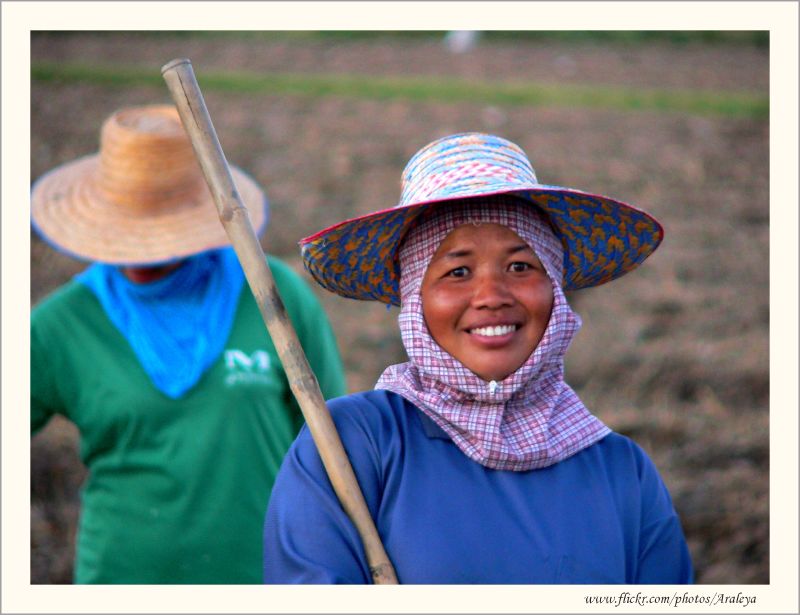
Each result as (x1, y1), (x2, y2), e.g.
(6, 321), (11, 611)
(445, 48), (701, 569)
(30, 32), (769, 584)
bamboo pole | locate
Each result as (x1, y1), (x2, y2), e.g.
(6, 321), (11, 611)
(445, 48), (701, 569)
(161, 58), (398, 585)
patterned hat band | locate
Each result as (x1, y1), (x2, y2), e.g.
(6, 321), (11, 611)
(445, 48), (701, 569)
(300, 132), (664, 305)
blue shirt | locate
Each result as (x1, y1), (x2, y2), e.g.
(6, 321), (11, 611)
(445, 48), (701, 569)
(263, 390), (693, 584)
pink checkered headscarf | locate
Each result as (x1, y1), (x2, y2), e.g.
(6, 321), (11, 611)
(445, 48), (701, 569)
(376, 196), (610, 471)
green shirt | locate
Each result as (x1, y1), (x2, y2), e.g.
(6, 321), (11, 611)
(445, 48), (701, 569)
(31, 256), (346, 584)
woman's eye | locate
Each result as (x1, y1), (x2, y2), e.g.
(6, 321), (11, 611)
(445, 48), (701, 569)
(447, 266), (469, 278)
(509, 262), (533, 273)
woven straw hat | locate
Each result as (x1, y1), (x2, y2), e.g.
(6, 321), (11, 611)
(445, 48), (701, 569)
(31, 104), (267, 265)
(301, 132), (663, 306)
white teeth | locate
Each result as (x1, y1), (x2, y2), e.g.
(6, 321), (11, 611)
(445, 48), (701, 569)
(470, 325), (516, 337)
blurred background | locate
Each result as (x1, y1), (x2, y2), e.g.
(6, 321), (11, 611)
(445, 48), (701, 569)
(30, 31), (769, 584)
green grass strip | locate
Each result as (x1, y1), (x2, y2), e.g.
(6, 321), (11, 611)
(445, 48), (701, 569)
(31, 62), (768, 119)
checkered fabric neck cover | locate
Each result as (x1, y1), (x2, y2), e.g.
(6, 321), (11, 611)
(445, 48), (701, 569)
(376, 198), (611, 471)
(300, 132), (663, 307)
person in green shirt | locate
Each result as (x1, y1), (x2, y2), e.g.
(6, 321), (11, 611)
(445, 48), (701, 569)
(30, 104), (346, 584)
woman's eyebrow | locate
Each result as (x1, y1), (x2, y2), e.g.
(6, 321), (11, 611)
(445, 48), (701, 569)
(508, 243), (534, 255)
(441, 248), (474, 259)
(441, 243), (533, 259)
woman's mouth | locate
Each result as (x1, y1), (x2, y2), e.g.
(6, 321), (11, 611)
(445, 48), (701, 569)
(468, 324), (518, 337)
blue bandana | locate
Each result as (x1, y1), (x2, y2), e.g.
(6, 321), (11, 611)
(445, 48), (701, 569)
(78, 248), (245, 398)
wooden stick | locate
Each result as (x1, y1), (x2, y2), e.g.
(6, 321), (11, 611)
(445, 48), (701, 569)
(161, 58), (398, 585)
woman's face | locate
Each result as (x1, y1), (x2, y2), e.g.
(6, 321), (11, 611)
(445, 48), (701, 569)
(420, 223), (554, 382)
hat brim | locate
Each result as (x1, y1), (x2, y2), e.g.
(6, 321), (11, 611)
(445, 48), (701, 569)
(31, 155), (268, 265)
(300, 186), (663, 306)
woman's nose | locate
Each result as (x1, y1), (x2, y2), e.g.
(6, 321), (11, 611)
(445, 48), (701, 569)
(471, 271), (513, 309)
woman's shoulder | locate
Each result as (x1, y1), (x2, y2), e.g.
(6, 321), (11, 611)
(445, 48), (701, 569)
(591, 430), (653, 462)
(328, 389), (407, 409)
(327, 390), (415, 430)
(587, 431), (670, 491)
(288, 391), (416, 481)
(594, 430), (647, 457)
(294, 391), (416, 451)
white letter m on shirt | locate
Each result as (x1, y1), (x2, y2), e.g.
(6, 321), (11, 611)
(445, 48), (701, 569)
(225, 349), (271, 373)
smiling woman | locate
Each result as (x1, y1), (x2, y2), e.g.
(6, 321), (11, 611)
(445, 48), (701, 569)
(263, 132), (693, 584)
(420, 221), (554, 383)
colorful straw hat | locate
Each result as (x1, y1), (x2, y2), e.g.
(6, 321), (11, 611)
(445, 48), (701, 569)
(31, 104), (267, 265)
(301, 132), (663, 306)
